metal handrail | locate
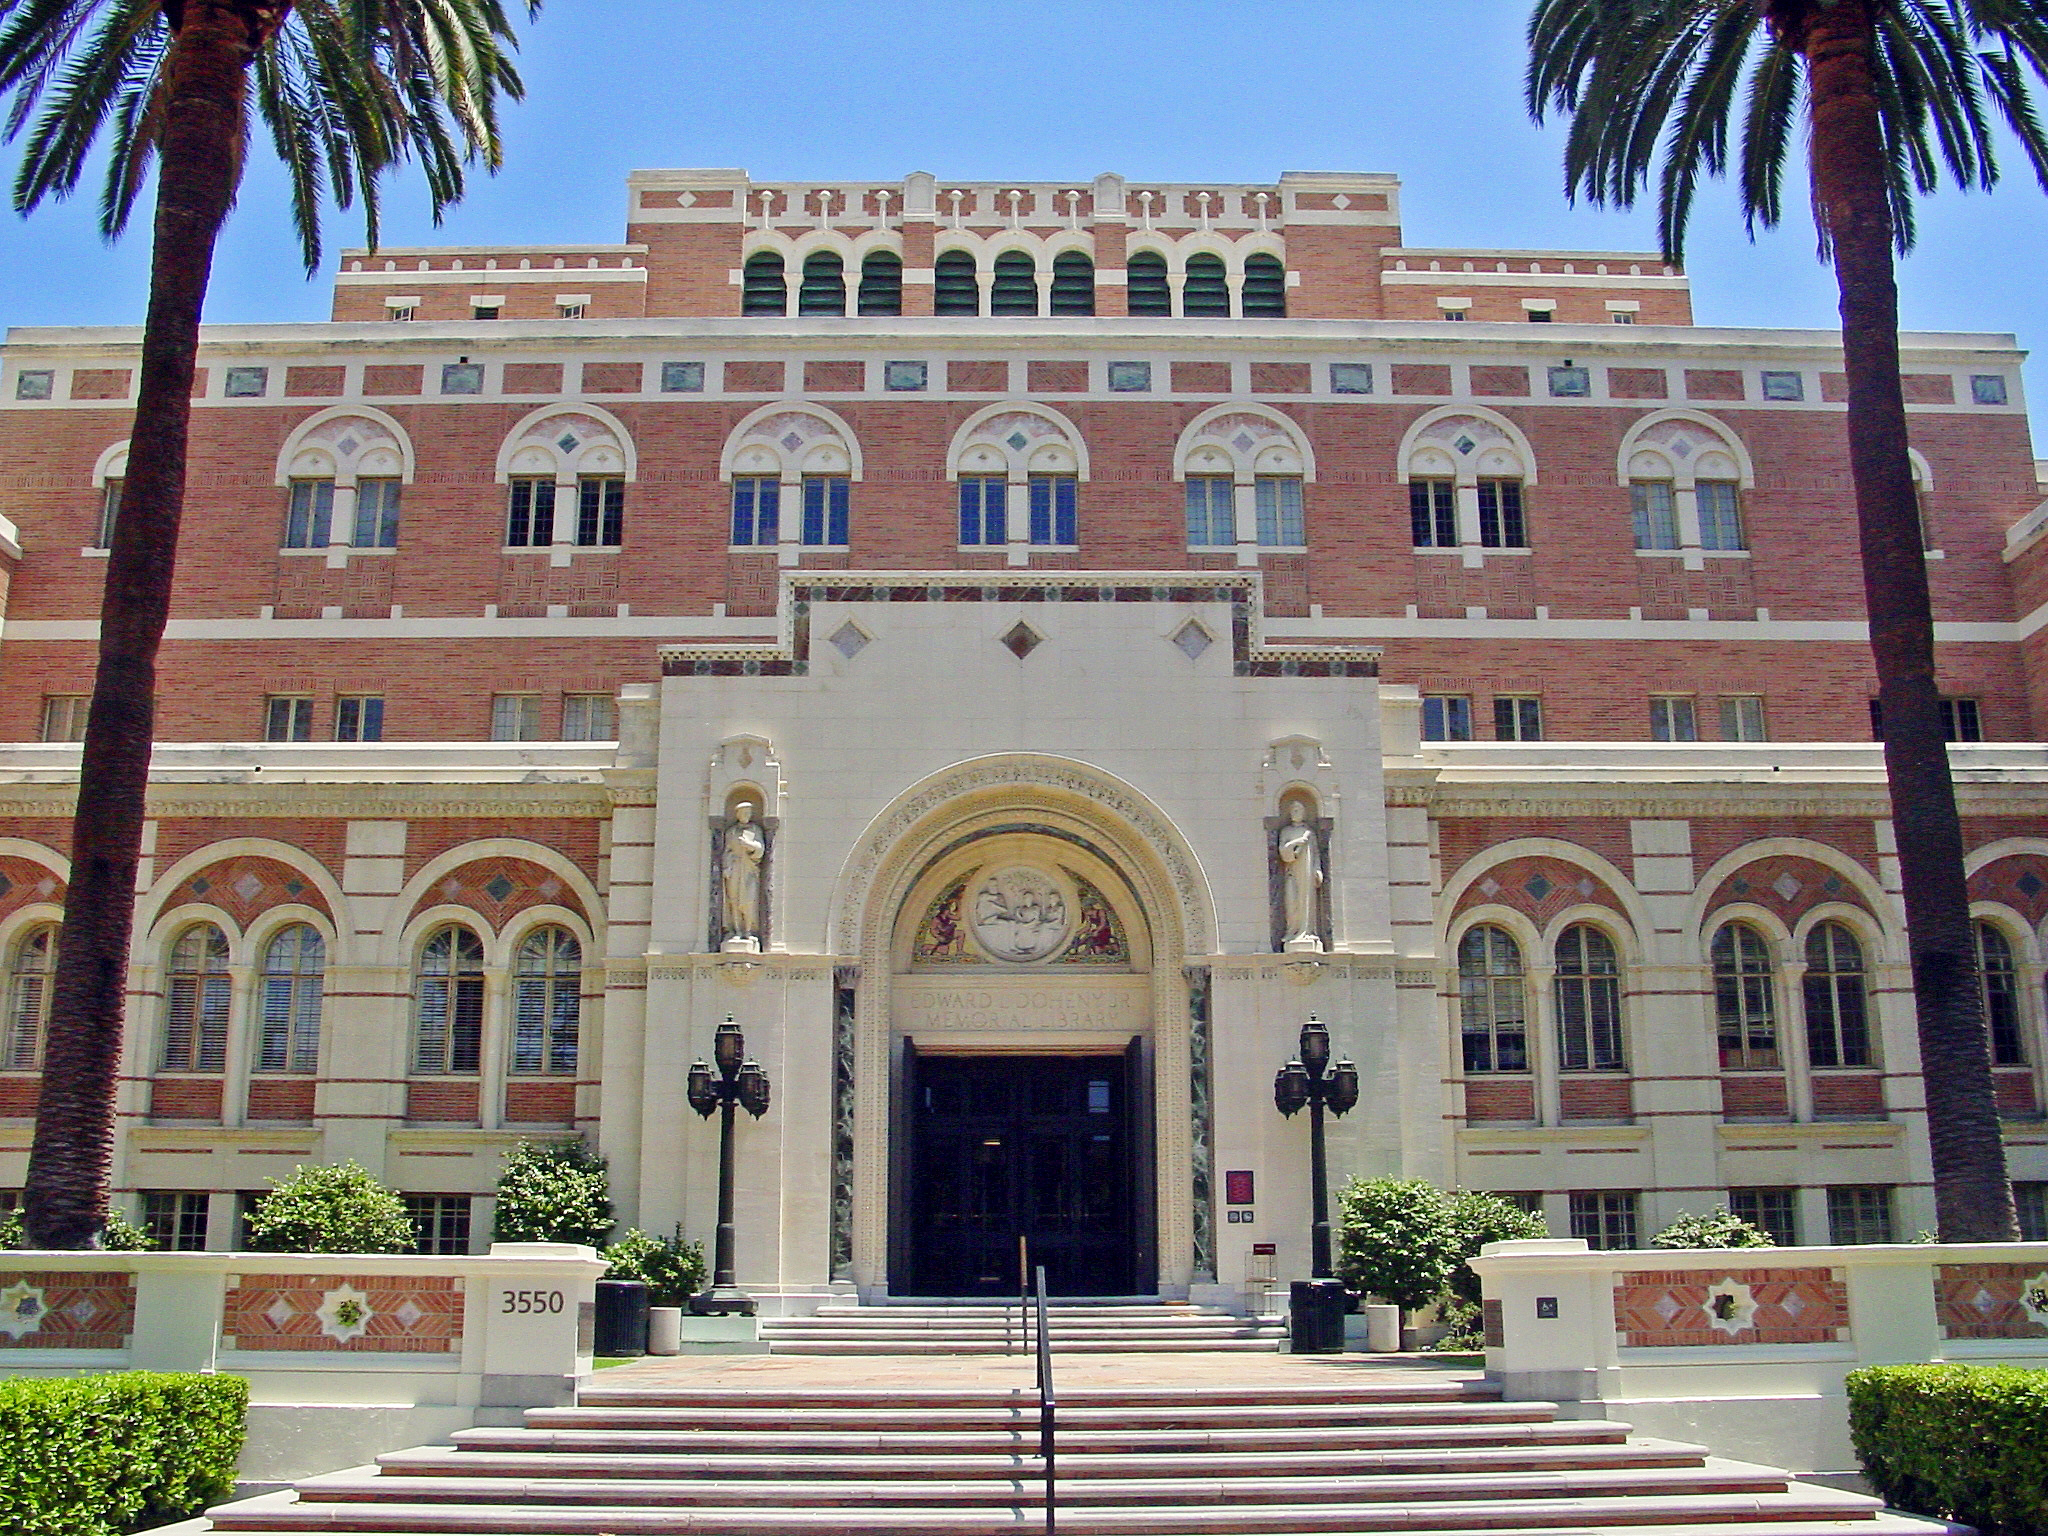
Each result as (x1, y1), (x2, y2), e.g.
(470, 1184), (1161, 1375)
(1033, 1262), (1056, 1536)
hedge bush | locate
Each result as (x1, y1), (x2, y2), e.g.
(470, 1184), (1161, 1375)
(0, 1209), (155, 1251)
(1847, 1363), (2048, 1535)
(493, 1138), (613, 1247)
(244, 1160), (414, 1254)
(1334, 1177), (1461, 1313)
(0, 1371), (247, 1535)
(604, 1226), (708, 1308)
(1650, 1207), (1775, 1250)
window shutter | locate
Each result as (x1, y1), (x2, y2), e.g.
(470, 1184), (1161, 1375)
(1182, 254), (1229, 317)
(1242, 254), (1286, 317)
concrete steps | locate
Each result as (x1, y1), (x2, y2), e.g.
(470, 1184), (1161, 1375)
(758, 1301), (1290, 1355)
(198, 1374), (1960, 1536)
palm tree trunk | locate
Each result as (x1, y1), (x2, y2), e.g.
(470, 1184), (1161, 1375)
(1802, 1), (2018, 1241)
(21, 1), (255, 1249)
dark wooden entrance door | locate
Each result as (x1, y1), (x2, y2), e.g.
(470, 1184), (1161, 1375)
(907, 1053), (1138, 1297)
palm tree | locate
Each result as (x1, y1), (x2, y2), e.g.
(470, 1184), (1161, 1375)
(1527, 0), (2042, 1241)
(0, 0), (538, 1249)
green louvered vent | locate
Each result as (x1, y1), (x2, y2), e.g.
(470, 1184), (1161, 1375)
(741, 252), (787, 316)
(990, 252), (1039, 316)
(1126, 251), (1170, 316)
(1243, 254), (1286, 317)
(798, 252), (846, 316)
(857, 252), (903, 316)
(1183, 253), (1230, 317)
(1050, 252), (1095, 316)
(934, 250), (979, 315)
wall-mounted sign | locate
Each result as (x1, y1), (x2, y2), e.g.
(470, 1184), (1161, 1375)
(1224, 1170), (1255, 1205)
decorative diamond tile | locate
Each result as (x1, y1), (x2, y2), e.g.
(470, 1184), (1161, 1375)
(440, 876), (463, 899)
(190, 878), (211, 896)
(1332, 193), (1352, 210)
(1673, 438), (1694, 459)
(1232, 432), (1256, 453)
(1773, 873), (1804, 903)
(1781, 1292), (1807, 1320)
(265, 1297), (296, 1330)
(484, 875), (516, 903)
(1823, 876), (1844, 895)
(1577, 878), (1596, 897)
(1000, 622), (1044, 661)
(1731, 878), (1750, 896)
(2018, 872), (2044, 898)
(780, 431), (805, 452)
(337, 435), (360, 457)
(538, 878), (562, 899)
(65, 1300), (96, 1326)
(1654, 1293), (1683, 1323)
(234, 873), (265, 904)
(285, 879), (304, 897)
(557, 432), (580, 454)
(1972, 1286), (1999, 1315)
(34, 878), (52, 898)
(1524, 874), (1554, 902)
(0, 875), (12, 899)
(830, 621), (870, 660)
(394, 1300), (425, 1330)
(1006, 431), (1030, 452)
(1454, 435), (1477, 455)
(1172, 621), (1212, 661)
(1479, 878), (1501, 897)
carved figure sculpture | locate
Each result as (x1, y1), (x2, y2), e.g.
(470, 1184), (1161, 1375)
(1277, 800), (1324, 952)
(721, 803), (767, 952)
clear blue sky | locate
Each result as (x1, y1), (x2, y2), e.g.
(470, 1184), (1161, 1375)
(3, 0), (2045, 443)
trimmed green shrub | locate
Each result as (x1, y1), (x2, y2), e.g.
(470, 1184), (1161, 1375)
(1848, 1363), (2048, 1535)
(0, 1371), (247, 1535)
(0, 1208), (155, 1251)
(1334, 1177), (1460, 1314)
(1445, 1189), (1549, 1304)
(493, 1138), (614, 1248)
(245, 1161), (414, 1254)
(1651, 1207), (1775, 1250)
(604, 1226), (708, 1307)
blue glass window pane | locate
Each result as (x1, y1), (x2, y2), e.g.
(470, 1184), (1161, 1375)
(732, 478), (781, 546)
(1029, 476), (1076, 545)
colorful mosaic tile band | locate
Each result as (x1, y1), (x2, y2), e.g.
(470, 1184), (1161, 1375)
(1936, 1263), (2048, 1341)
(1614, 1267), (1848, 1348)
(0, 1271), (135, 1350)
(224, 1273), (463, 1353)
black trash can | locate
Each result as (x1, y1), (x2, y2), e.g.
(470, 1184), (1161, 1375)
(1289, 1278), (1349, 1354)
(593, 1279), (649, 1357)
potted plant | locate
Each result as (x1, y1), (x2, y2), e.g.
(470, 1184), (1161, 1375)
(603, 1227), (707, 1354)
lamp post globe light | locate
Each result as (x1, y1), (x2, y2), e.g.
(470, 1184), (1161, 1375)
(687, 1015), (772, 1316)
(1273, 1012), (1358, 1353)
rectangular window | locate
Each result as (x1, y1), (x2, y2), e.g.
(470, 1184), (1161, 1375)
(140, 1191), (210, 1252)
(562, 692), (616, 741)
(388, 306), (416, 323)
(1409, 480), (1457, 548)
(1631, 481), (1680, 550)
(1569, 1191), (1639, 1250)
(1942, 698), (1983, 742)
(576, 477), (624, 547)
(96, 479), (122, 549)
(801, 476), (850, 547)
(1720, 695), (1768, 742)
(413, 973), (484, 1075)
(162, 972), (230, 1073)
(1422, 695), (1473, 742)
(1493, 696), (1543, 742)
(404, 1194), (473, 1256)
(334, 695), (384, 743)
(1185, 478), (1235, 547)
(556, 303), (584, 320)
(285, 480), (334, 549)
(1477, 479), (1526, 548)
(1255, 477), (1305, 547)
(1611, 311), (1635, 325)
(2017, 1182), (2047, 1242)
(1729, 1187), (1800, 1246)
(1827, 1185), (1895, 1244)
(958, 478), (1007, 546)
(490, 694), (541, 742)
(1697, 481), (1746, 551)
(353, 479), (401, 548)
(730, 477), (780, 546)
(1499, 1192), (1546, 1218)
(264, 696), (313, 743)
(1028, 475), (1077, 546)
(507, 478), (556, 547)
(235, 1191), (265, 1249)
(1651, 696), (1698, 742)
(40, 695), (89, 743)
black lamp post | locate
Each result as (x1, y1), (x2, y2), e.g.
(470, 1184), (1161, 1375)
(1272, 1012), (1359, 1278)
(687, 1014), (771, 1316)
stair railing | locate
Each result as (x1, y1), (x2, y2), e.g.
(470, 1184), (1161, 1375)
(1033, 1261), (1056, 1536)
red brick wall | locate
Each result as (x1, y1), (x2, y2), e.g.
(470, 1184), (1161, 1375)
(150, 1078), (224, 1121)
(406, 1080), (480, 1124)
(1464, 1078), (1536, 1122)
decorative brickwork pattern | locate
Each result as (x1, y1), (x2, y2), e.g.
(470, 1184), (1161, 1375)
(1811, 1072), (1886, 1120)
(0, 1271), (135, 1350)
(1684, 370), (1744, 400)
(724, 362), (783, 392)
(176, 855), (333, 927)
(502, 363), (563, 394)
(407, 1080), (480, 1123)
(1248, 363), (1310, 394)
(247, 1078), (316, 1123)
(1994, 1069), (2040, 1116)
(362, 364), (422, 396)
(408, 855), (585, 929)
(581, 362), (642, 393)
(1171, 362), (1231, 394)
(1968, 855), (2048, 925)
(150, 1078), (225, 1121)
(1608, 368), (1669, 400)
(1452, 855), (1627, 927)
(1936, 1264), (2048, 1340)
(946, 361), (1007, 393)
(285, 367), (346, 397)
(69, 369), (131, 401)
(223, 1273), (463, 1353)
(804, 361), (864, 393)
(1615, 1267), (1848, 1347)
(1027, 361), (1089, 393)
(1706, 856), (1870, 926)
(1560, 1076), (1633, 1121)
(1471, 366), (1530, 397)
(1721, 1075), (1791, 1120)
(505, 1080), (576, 1125)
(0, 857), (65, 925)
(1391, 364), (1452, 396)
(0, 1079), (36, 1116)
(1464, 1078), (1536, 1122)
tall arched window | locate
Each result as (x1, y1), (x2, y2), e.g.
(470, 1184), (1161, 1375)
(511, 926), (581, 1077)
(1803, 921), (1871, 1067)
(1126, 251), (1171, 316)
(1242, 254), (1286, 318)
(797, 251), (846, 316)
(990, 252), (1038, 316)
(1555, 924), (1624, 1071)
(1712, 923), (1779, 1070)
(1459, 925), (1527, 1073)
(741, 251), (787, 316)
(933, 250), (979, 315)
(1050, 252), (1095, 316)
(1977, 922), (2027, 1065)
(4, 925), (54, 1071)
(857, 251), (903, 316)
(1182, 253), (1230, 317)
(257, 925), (325, 1074)
(413, 926), (485, 1076)
(162, 924), (230, 1072)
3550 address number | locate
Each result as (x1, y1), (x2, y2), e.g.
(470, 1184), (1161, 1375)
(499, 1289), (566, 1315)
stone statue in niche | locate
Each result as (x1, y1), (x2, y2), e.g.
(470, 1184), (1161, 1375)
(1276, 799), (1325, 953)
(720, 802), (767, 953)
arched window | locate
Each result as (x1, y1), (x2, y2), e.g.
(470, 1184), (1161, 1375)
(858, 251), (903, 316)
(1697, 481), (1746, 551)
(741, 252), (786, 316)
(1631, 480), (1680, 550)
(256, 925), (324, 1074)
(1243, 254), (1286, 318)
(797, 251), (846, 316)
(1459, 925), (1527, 1074)
(511, 926), (581, 1076)
(1802, 921), (1871, 1068)
(990, 252), (1039, 316)
(1126, 251), (1170, 316)
(1555, 924), (1624, 1071)
(4, 925), (54, 1071)
(1977, 922), (2027, 1065)
(1712, 923), (1779, 1070)
(1182, 253), (1230, 317)
(162, 924), (230, 1073)
(413, 926), (484, 1076)
(934, 250), (979, 316)
(1050, 252), (1095, 316)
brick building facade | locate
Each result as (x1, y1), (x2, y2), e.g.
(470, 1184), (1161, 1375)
(0, 168), (2042, 1299)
